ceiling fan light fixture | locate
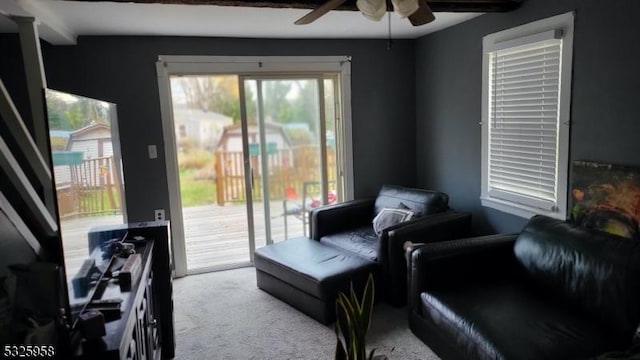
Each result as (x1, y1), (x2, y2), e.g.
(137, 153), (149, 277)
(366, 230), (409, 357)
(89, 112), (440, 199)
(356, 0), (386, 21)
(391, 0), (419, 18)
(408, 0), (435, 26)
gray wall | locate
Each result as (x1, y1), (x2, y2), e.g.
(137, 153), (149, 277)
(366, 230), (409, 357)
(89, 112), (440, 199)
(32, 36), (417, 222)
(415, 0), (640, 234)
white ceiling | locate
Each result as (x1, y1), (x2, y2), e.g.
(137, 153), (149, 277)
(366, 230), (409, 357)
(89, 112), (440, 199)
(0, 0), (482, 45)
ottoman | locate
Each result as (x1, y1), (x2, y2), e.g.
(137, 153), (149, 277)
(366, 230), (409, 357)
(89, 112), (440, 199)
(254, 237), (378, 324)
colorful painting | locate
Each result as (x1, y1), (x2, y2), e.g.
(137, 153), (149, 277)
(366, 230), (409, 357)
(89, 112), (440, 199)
(569, 161), (640, 240)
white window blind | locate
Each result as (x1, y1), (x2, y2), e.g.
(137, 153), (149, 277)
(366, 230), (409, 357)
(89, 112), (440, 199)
(481, 12), (574, 220)
(487, 36), (562, 211)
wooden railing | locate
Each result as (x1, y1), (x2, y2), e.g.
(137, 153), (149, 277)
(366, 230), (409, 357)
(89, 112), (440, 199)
(215, 145), (336, 205)
(56, 156), (124, 218)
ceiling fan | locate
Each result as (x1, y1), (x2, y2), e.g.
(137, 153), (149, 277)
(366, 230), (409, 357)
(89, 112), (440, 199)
(295, 0), (435, 26)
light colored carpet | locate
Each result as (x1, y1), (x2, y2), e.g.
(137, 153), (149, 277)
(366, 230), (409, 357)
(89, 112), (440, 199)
(172, 266), (440, 360)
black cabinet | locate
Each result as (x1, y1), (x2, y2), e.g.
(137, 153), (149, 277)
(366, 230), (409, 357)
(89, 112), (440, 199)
(75, 221), (174, 360)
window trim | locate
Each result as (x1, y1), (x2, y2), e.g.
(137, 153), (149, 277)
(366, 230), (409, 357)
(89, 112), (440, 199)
(480, 12), (575, 220)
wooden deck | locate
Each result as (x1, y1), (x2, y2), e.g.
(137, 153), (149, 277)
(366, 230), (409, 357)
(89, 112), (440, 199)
(182, 201), (306, 272)
(59, 201), (307, 277)
(59, 214), (124, 281)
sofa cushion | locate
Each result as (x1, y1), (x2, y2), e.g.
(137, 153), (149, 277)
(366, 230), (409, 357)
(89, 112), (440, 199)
(372, 207), (414, 236)
(514, 215), (640, 336)
(420, 281), (624, 360)
(320, 225), (378, 261)
(373, 184), (448, 218)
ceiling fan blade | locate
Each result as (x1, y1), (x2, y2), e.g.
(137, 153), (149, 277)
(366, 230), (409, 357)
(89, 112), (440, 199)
(294, 0), (348, 25)
(408, 0), (435, 26)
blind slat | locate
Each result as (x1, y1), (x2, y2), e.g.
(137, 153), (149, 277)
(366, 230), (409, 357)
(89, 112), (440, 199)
(492, 102), (558, 108)
(490, 120), (558, 126)
(492, 141), (557, 148)
(496, 58), (560, 74)
(490, 153), (556, 165)
(490, 154), (556, 166)
(495, 64), (560, 78)
(490, 179), (556, 194)
(491, 165), (556, 179)
(493, 83), (559, 94)
(490, 184), (556, 201)
(492, 94), (559, 102)
(493, 89), (558, 98)
(490, 180), (556, 195)
(489, 172), (556, 188)
(493, 107), (558, 113)
(494, 78), (559, 90)
(496, 45), (561, 62)
(492, 130), (557, 136)
(493, 125), (556, 129)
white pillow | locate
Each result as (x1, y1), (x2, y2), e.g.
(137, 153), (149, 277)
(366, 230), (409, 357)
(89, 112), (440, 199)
(372, 208), (414, 236)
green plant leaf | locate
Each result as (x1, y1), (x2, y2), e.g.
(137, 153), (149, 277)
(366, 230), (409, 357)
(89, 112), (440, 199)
(336, 296), (351, 343)
(334, 320), (347, 360)
(334, 274), (377, 360)
(350, 280), (361, 315)
(361, 274), (375, 332)
(342, 293), (363, 359)
(367, 348), (377, 360)
(334, 335), (347, 360)
(339, 292), (357, 323)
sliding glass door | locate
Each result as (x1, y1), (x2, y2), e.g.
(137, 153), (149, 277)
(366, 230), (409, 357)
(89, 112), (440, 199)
(241, 76), (340, 250)
(157, 56), (353, 277)
(169, 74), (252, 272)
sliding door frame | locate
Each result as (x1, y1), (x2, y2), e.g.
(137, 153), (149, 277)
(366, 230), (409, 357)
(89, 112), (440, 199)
(156, 56), (353, 277)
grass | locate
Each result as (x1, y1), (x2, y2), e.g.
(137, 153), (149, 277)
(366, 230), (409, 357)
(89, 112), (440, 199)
(179, 168), (217, 207)
(178, 150), (218, 207)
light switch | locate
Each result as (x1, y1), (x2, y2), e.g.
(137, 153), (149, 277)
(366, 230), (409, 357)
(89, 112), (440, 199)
(148, 145), (157, 159)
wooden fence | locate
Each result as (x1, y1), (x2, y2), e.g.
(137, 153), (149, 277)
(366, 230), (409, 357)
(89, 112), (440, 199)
(56, 156), (124, 218)
(215, 145), (336, 205)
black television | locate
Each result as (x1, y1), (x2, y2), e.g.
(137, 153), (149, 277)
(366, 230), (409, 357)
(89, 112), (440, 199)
(44, 88), (128, 328)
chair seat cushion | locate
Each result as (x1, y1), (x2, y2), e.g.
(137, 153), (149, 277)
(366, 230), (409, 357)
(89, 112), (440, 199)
(320, 225), (378, 261)
(420, 281), (624, 360)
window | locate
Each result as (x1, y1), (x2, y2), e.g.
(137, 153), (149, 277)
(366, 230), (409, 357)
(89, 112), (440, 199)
(481, 12), (574, 220)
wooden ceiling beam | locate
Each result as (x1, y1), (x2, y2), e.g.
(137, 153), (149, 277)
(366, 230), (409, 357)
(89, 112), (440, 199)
(64, 0), (523, 12)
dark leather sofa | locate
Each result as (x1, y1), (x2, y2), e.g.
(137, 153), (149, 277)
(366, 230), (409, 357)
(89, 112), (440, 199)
(309, 184), (471, 306)
(408, 215), (640, 360)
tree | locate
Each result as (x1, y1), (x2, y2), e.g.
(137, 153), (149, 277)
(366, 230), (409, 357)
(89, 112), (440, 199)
(175, 76), (337, 137)
(45, 91), (110, 130)
(45, 92), (72, 130)
(289, 80), (320, 133)
(47, 111), (69, 131)
(261, 80), (294, 124)
(178, 75), (253, 123)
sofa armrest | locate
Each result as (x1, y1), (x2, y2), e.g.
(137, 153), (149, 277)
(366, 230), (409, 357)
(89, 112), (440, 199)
(388, 211), (472, 243)
(408, 233), (519, 311)
(309, 198), (375, 240)
(383, 212), (472, 306)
